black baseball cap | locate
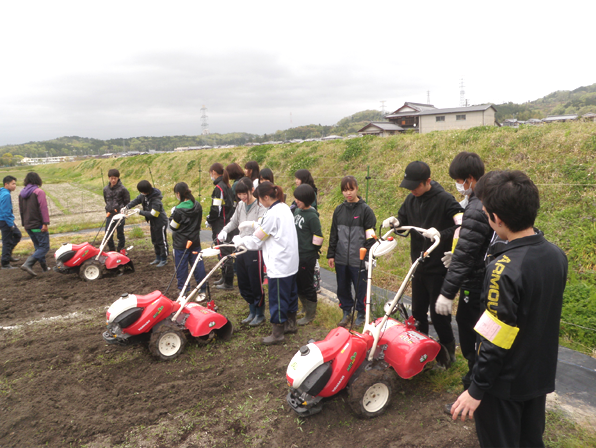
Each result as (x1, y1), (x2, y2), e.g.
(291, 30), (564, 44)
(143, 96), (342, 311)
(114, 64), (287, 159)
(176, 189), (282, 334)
(399, 161), (431, 190)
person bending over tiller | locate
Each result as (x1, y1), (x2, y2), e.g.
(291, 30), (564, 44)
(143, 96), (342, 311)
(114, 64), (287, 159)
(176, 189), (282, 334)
(383, 161), (463, 365)
(103, 168), (130, 253)
(327, 175), (377, 328)
(206, 163), (235, 289)
(219, 177), (267, 326)
(18, 172), (52, 276)
(124, 180), (169, 267)
(451, 170), (568, 448)
(169, 182), (206, 295)
(233, 181), (299, 345)
(0, 175), (22, 269)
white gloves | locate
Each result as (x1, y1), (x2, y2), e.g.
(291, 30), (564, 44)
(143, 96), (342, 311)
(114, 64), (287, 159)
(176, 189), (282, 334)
(422, 227), (440, 240)
(442, 251), (453, 268)
(382, 216), (400, 228)
(239, 221), (257, 231)
(120, 207), (128, 214)
(364, 259), (376, 270)
(205, 220), (211, 229)
(232, 235), (243, 248)
(435, 294), (453, 316)
(217, 230), (228, 242)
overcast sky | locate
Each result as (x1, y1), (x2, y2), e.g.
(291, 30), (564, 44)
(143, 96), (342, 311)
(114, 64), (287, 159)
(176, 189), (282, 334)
(1, 1), (594, 145)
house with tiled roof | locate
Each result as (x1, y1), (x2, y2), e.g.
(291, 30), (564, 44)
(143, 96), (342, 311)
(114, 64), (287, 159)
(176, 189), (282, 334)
(357, 122), (404, 136)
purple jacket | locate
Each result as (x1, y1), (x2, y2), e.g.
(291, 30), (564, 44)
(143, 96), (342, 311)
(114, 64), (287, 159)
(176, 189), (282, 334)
(19, 184), (50, 230)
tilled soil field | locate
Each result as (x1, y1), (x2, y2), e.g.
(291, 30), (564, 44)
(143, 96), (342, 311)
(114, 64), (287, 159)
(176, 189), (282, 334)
(0, 249), (478, 448)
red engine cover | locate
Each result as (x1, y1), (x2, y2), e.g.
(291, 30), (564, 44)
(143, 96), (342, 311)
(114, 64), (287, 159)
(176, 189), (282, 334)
(316, 328), (370, 397)
(104, 251), (131, 270)
(182, 303), (229, 337)
(123, 294), (180, 335)
(377, 318), (441, 379)
(63, 243), (100, 267)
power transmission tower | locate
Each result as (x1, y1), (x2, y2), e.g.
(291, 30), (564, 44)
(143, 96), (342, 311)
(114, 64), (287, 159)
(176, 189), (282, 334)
(427, 91), (430, 105)
(200, 105), (209, 135)
(380, 100), (386, 115)
(459, 79), (466, 107)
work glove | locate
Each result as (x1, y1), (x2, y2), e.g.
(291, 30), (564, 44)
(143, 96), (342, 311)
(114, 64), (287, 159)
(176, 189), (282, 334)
(171, 206), (176, 215)
(364, 259), (376, 270)
(232, 235), (243, 249)
(239, 221), (257, 231)
(205, 220), (211, 229)
(435, 294), (453, 316)
(217, 229), (228, 242)
(422, 227), (440, 240)
(120, 207), (128, 214)
(382, 216), (400, 229)
(442, 251), (453, 268)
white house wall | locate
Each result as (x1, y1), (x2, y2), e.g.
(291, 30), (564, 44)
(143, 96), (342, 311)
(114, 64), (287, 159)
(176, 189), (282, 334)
(420, 110), (494, 134)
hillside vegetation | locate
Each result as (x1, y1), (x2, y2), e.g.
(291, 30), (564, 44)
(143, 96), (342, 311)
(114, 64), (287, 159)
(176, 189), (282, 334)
(3, 122), (595, 352)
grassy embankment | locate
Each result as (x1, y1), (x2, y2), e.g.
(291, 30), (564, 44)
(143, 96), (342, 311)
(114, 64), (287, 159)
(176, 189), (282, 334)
(2, 122), (595, 356)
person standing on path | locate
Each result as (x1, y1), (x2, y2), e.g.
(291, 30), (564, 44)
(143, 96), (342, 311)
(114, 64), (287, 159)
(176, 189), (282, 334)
(18, 172), (51, 276)
(103, 169), (130, 253)
(451, 170), (568, 448)
(0, 175), (22, 269)
(382, 161), (463, 365)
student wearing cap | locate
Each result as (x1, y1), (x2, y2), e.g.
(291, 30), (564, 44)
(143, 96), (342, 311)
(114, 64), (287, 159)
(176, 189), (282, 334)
(382, 161), (463, 365)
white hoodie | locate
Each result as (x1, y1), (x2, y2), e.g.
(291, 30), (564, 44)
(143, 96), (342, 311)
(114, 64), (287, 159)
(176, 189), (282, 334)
(240, 201), (299, 278)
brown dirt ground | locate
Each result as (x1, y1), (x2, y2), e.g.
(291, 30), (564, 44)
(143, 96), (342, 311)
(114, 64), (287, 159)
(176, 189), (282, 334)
(0, 249), (478, 448)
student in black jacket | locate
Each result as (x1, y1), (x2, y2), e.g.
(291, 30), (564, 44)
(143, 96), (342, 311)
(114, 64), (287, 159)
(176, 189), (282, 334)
(124, 180), (169, 267)
(383, 161), (463, 364)
(451, 170), (568, 448)
(206, 163), (235, 289)
(435, 152), (493, 390)
(103, 169), (130, 253)
(169, 182), (205, 295)
(327, 176), (377, 327)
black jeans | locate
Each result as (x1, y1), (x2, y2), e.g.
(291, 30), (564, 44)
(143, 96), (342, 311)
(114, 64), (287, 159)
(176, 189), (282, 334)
(455, 288), (482, 386)
(0, 221), (22, 265)
(411, 272), (454, 345)
(297, 256), (318, 302)
(105, 215), (125, 252)
(475, 393), (547, 448)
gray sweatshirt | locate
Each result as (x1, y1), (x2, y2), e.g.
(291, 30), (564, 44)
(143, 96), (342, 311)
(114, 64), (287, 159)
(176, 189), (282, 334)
(222, 199), (266, 238)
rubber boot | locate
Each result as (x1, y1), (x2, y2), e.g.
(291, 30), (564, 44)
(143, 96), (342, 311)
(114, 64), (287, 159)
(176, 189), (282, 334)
(242, 304), (256, 324)
(249, 304), (266, 327)
(20, 256), (38, 277)
(156, 256), (168, 268)
(215, 281), (234, 290)
(338, 310), (352, 328)
(297, 300), (317, 326)
(213, 277), (225, 286)
(284, 311), (298, 334)
(39, 258), (51, 273)
(262, 324), (285, 345)
(149, 258), (160, 265)
(354, 311), (366, 327)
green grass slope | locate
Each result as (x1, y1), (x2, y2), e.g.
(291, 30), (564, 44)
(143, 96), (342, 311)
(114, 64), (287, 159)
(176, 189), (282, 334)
(3, 122), (595, 352)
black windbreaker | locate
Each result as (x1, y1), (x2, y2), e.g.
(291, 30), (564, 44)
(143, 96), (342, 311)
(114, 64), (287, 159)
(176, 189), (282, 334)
(127, 188), (168, 227)
(206, 176), (235, 236)
(169, 200), (202, 250)
(440, 192), (493, 299)
(397, 180), (464, 275)
(103, 180), (130, 214)
(469, 230), (568, 401)
(327, 197), (377, 267)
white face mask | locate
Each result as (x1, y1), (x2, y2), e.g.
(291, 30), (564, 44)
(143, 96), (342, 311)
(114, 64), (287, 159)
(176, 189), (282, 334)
(456, 179), (473, 196)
